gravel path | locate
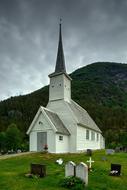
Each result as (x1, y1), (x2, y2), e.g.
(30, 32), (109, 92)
(0, 152), (35, 160)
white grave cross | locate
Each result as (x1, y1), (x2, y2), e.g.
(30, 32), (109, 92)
(87, 157), (94, 169)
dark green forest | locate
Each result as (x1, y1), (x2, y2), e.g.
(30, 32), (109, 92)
(0, 62), (127, 148)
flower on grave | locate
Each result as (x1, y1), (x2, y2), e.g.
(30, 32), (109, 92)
(44, 144), (48, 150)
(110, 170), (118, 174)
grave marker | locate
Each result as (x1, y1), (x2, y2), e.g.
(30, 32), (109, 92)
(115, 147), (120, 153)
(86, 149), (92, 156)
(87, 157), (94, 170)
(109, 163), (121, 176)
(106, 149), (115, 155)
(31, 163), (46, 177)
(65, 161), (76, 177)
(76, 162), (88, 186)
(102, 156), (107, 161)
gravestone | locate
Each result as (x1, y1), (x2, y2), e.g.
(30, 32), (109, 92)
(76, 162), (88, 186)
(31, 163), (46, 177)
(86, 149), (92, 156)
(65, 161), (76, 177)
(115, 147), (120, 153)
(102, 156), (107, 161)
(106, 149), (115, 155)
(124, 147), (127, 153)
(17, 149), (22, 153)
(109, 163), (121, 176)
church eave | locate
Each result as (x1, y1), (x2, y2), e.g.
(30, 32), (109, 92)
(56, 131), (70, 136)
(77, 122), (102, 133)
(49, 71), (72, 80)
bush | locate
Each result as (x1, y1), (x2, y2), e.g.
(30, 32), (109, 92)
(6, 123), (23, 151)
(20, 141), (29, 152)
(0, 132), (7, 152)
(60, 176), (85, 190)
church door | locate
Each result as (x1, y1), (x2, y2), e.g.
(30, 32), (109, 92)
(37, 132), (47, 151)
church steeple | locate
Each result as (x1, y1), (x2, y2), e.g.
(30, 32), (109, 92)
(55, 20), (66, 73)
(48, 21), (71, 102)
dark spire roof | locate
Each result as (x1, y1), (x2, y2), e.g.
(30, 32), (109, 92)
(49, 20), (72, 80)
(55, 20), (66, 73)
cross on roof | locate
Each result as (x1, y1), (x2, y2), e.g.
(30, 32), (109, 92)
(60, 18), (62, 24)
(87, 157), (94, 169)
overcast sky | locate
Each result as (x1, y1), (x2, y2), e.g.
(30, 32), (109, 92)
(0, 0), (127, 100)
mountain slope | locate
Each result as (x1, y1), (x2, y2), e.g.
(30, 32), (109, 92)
(71, 62), (127, 130)
(0, 62), (127, 146)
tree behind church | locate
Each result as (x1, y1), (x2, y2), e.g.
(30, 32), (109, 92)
(0, 132), (6, 152)
(6, 123), (22, 151)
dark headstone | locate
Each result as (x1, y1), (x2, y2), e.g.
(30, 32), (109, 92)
(109, 164), (121, 176)
(86, 149), (92, 156)
(31, 164), (46, 177)
(115, 146), (127, 153)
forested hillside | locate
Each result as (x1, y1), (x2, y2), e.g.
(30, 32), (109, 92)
(0, 62), (127, 147)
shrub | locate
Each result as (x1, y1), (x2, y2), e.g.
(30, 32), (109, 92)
(0, 132), (7, 152)
(6, 123), (23, 151)
(59, 176), (85, 190)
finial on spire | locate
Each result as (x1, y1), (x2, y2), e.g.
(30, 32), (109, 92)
(60, 18), (62, 25)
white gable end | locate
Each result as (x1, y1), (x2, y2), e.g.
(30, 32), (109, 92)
(27, 106), (57, 135)
(28, 107), (56, 152)
(31, 112), (52, 132)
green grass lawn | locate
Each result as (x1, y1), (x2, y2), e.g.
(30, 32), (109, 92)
(0, 150), (127, 190)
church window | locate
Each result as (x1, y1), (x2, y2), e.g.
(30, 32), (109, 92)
(86, 130), (89, 140)
(59, 83), (61, 86)
(39, 121), (43, 125)
(59, 135), (63, 141)
(52, 85), (54, 88)
(91, 131), (95, 141)
(97, 133), (99, 141)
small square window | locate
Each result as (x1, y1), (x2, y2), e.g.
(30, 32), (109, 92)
(59, 136), (63, 141)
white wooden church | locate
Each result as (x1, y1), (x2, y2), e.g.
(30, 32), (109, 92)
(27, 23), (105, 153)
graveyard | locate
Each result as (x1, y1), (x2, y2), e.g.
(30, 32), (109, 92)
(0, 150), (127, 190)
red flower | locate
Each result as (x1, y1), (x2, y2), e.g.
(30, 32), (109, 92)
(44, 144), (48, 150)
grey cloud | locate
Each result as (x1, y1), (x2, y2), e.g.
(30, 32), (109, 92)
(0, 0), (127, 100)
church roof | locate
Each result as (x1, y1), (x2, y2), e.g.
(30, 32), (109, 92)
(45, 109), (70, 135)
(67, 100), (101, 133)
(55, 22), (66, 73)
